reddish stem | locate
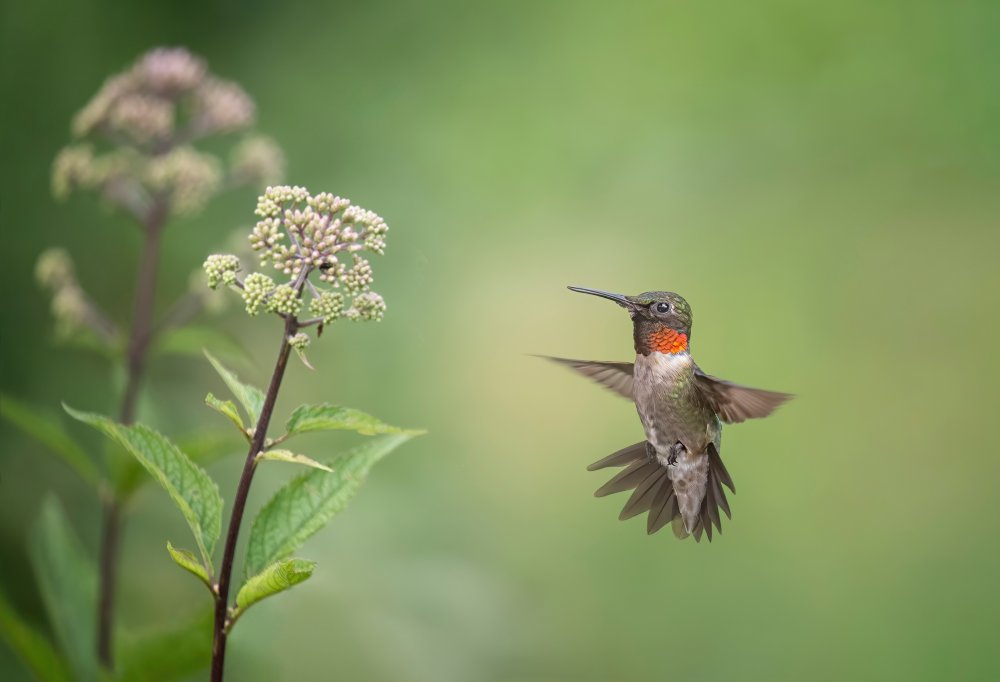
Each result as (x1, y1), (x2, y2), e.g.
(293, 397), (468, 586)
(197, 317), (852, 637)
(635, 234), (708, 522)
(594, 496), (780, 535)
(211, 316), (297, 681)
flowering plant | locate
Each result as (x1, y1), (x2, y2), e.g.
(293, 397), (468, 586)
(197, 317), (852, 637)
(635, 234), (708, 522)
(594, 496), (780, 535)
(2, 46), (419, 682)
(1, 47), (286, 679)
(60, 184), (421, 681)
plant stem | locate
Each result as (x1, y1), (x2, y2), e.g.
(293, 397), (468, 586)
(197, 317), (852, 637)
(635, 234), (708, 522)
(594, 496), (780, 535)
(120, 202), (167, 424)
(96, 199), (168, 669)
(211, 316), (298, 682)
(95, 496), (121, 667)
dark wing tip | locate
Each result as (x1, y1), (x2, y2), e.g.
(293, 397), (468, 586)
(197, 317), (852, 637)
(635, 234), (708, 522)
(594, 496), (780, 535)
(538, 357), (635, 400)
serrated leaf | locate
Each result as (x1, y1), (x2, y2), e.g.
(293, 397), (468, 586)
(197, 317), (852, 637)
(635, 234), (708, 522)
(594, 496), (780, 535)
(232, 558), (315, 626)
(245, 432), (419, 578)
(257, 449), (333, 472)
(115, 431), (239, 498)
(118, 608), (212, 682)
(64, 405), (222, 565)
(205, 393), (245, 434)
(166, 541), (212, 589)
(28, 497), (97, 682)
(284, 403), (405, 438)
(0, 588), (72, 682)
(154, 325), (249, 364)
(203, 351), (264, 427)
(0, 393), (100, 487)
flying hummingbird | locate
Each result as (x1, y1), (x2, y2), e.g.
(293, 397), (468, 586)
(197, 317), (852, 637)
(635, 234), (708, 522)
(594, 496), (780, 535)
(545, 286), (792, 541)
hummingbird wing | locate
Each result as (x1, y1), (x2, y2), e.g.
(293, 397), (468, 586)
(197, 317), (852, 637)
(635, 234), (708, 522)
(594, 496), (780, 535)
(693, 368), (793, 424)
(539, 356), (634, 399)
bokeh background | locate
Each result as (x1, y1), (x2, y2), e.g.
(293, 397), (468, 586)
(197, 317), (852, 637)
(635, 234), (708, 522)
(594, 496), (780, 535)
(3, 1), (1000, 680)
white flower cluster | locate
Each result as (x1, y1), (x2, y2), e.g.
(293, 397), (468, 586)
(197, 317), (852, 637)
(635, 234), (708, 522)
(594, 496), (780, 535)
(53, 47), (285, 217)
(73, 47), (253, 143)
(250, 187), (388, 285)
(202, 185), (389, 338)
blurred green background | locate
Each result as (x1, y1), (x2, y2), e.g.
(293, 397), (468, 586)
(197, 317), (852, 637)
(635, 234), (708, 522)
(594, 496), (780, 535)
(3, 0), (999, 680)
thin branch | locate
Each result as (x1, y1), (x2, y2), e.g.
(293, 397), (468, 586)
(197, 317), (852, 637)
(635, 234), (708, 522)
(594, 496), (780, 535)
(118, 202), (168, 424)
(96, 196), (168, 670)
(211, 315), (298, 682)
(305, 277), (321, 299)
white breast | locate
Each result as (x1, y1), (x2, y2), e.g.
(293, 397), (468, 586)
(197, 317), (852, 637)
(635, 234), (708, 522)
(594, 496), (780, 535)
(633, 351), (693, 388)
(632, 351), (694, 451)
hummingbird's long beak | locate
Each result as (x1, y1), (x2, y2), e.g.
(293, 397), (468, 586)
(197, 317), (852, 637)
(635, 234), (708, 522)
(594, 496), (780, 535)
(568, 286), (634, 310)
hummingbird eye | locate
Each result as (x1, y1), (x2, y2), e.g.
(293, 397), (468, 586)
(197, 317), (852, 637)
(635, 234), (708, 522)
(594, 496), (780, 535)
(654, 302), (671, 314)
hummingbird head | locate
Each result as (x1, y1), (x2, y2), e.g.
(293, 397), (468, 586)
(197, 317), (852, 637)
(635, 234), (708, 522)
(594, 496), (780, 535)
(568, 286), (692, 356)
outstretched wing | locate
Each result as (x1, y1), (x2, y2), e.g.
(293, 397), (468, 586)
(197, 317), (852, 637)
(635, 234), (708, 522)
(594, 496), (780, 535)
(693, 368), (792, 424)
(540, 356), (634, 399)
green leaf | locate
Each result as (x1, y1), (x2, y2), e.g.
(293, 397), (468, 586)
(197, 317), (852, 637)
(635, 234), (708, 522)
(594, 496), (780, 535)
(154, 325), (249, 364)
(284, 403), (405, 438)
(63, 405), (222, 565)
(28, 496), (97, 682)
(166, 541), (212, 590)
(118, 608), (212, 682)
(0, 392), (100, 487)
(0, 588), (72, 682)
(245, 432), (419, 578)
(204, 393), (246, 434)
(116, 430), (238, 498)
(204, 351), (264, 427)
(232, 558), (315, 626)
(256, 449), (333, 472)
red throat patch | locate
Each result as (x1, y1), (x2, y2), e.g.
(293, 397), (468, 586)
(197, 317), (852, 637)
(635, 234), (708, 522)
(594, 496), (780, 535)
(646, 327), (688, 354)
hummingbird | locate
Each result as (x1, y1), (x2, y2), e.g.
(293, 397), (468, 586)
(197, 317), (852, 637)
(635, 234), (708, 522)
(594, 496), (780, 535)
(545, 286), (792, 541)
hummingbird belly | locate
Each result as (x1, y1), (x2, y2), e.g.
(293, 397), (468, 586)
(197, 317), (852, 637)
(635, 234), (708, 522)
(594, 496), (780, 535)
(633, 352), (719, 532)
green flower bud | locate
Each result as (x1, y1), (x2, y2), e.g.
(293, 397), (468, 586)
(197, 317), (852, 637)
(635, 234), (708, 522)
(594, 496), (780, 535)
(242, 272), (275, 315)
(341, 255), (374, 295)
(266, 284), (301, 317)
(309, 291), (345, 325)
(203, 254), (241, 289)
(346, 291), (386, 322)
(288, 332), (310, 350)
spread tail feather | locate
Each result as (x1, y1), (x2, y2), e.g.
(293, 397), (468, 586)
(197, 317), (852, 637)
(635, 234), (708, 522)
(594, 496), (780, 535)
(587, 441), (648, 471)
(688, 444), (733, 543)
(588, 441), (736, 542)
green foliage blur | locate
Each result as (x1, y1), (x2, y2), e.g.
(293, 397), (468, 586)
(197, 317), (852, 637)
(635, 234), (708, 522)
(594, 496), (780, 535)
(2, 1), (999, 680)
